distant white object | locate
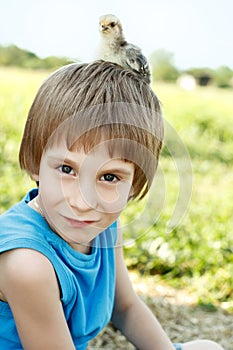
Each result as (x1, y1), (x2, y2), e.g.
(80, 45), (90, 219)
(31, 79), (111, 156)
(177, 74), (197, 90)
(97, 14), (151, 84)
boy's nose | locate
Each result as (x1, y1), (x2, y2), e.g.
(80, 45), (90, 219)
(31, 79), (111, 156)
(69, 181), (98, 212)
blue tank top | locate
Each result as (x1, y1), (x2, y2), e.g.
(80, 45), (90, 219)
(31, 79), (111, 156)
(0, 189), (117, 349)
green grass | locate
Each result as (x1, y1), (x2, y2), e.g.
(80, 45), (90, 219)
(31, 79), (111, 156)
(0, 67), (48, 211)
(0, 67), (232, 309)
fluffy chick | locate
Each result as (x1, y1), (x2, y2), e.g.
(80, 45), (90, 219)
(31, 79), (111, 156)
(97, 14), (151, 84)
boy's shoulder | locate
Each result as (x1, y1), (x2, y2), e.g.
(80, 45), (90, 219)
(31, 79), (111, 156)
(0, 189), (52, 253)
(0, 247), (56, 289)
(1, 189), (40, 230)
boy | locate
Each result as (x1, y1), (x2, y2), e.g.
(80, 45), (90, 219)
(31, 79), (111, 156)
(0, 61), (224, 349)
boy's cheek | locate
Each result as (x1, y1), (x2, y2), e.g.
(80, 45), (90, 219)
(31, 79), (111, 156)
(39, 175), (63, 201)
(98, 188), (131, 214)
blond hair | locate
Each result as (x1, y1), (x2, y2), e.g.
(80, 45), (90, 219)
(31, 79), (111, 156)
(19, 61), (163, 199)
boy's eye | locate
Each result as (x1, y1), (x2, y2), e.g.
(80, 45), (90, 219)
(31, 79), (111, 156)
(100, 174), (119, 182)
(59, 165), (75, 175)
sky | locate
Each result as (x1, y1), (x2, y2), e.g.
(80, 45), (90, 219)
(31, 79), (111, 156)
(1, 0), (233, 70)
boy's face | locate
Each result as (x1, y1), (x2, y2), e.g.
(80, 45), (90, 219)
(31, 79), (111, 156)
(33, 140), (135, 251)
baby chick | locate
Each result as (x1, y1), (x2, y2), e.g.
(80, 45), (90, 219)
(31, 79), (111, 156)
(97, 14), (151, 84)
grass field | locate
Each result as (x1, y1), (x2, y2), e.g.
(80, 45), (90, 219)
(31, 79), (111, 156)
(0, 67), (232, 309)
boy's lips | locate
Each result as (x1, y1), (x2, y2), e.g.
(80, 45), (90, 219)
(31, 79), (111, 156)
(63, 216), (98, 228)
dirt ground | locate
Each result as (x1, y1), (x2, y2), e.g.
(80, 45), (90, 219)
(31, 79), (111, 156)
(89, 272), (233, 350)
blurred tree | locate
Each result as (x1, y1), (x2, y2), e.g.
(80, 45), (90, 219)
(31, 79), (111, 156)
(41, 56), (72, 69)
(0, 44), (73, 70)
(149, 49), (180, 82)
(0, 45), (39, 67)
(213, 65), (233, 88)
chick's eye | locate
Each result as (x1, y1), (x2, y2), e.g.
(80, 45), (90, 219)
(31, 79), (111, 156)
(101, 174), (118, 182)
(59, 165), (75, 175)
(110, 22), (116, 27)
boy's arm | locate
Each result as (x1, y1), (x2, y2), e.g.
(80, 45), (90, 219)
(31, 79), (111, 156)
(112, 226), (175, 350)
(0, 248), (75, 350)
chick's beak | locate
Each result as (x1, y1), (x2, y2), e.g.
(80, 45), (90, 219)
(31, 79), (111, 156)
(100, 23), (109, 32)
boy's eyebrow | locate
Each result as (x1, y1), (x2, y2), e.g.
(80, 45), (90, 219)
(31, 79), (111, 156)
(46, 155), (79, 168)
(47, 155), (75, 163)
(99, 167), (133, 176)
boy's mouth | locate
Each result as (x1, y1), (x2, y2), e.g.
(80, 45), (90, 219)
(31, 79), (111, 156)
(63, 216), (97, 228)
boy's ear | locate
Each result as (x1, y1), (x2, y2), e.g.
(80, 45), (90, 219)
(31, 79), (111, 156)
(128, 186), (135, 201)
(31, 174), (39, 182)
